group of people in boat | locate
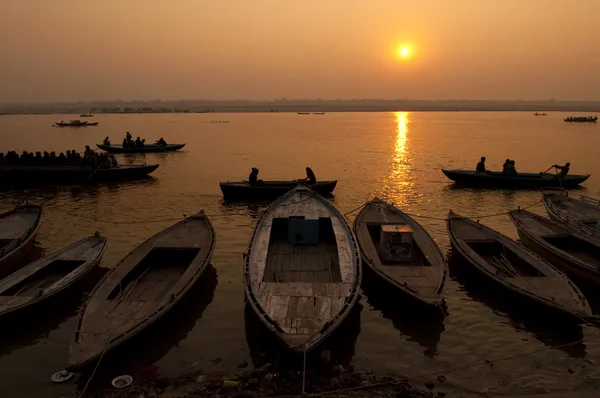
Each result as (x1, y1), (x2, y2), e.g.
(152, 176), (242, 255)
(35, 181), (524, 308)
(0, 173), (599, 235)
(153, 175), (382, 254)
(248, 167), (317, 185)
(476, 157), (570, 177)
(0, 147), (118, 168)
(103, 132), (168, 148)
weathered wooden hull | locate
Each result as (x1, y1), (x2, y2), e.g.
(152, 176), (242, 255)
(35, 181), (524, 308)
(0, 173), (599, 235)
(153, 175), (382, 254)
(353, 199), (447, 307)
(441, 169), (590, 189)
(448, 212), (591, 320)
(244, 187), (361, 353)
(96, 143), (185, 153)
(0, 235), (107, 319)
(68, 213), (215, 370)
(220, 180), (337, 201)
(509, 210), (600, 286)
(0, 205), (43, 277)
(0, 164), (158, 187)
(543, 194), (600, 239)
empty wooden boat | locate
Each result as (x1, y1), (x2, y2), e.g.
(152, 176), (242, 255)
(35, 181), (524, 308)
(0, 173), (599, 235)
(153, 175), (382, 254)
(68, 212), (215, 369)
(543, 193), (600, 239)
(448, 211), (592, 319)
(0, 234), (107, 319)
(0, 205), (43, 275)
(353, 198), (447, 306)
(244, 186), (361, 353)
(509, 209), (600, 286)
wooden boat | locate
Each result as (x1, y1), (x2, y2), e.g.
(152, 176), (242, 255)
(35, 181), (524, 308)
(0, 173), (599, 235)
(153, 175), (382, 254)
(448, 211), (592, 319)
(220, 180), (337, 201)
(244, 186), (361, 352)
(96, 143), (185, 154)
(441, 169), (590, 189)
(0, 234), (106, 319)
(509, 209), (600, 286)
(68, 211), (215, 369)
(353, 198), (447, 306)
(80, 113), (94, 117)
(0, 205), (43, 275)
(54, 120), (88, 127)
(543, 193), (600, 238)
(533, 112), (547, 116)
(564, 116), (597, 123)
(297, 112), (310, 115)
(0, 164), (158, 186)
(86, 122), (99, 126)
(313, 112), (326, 115)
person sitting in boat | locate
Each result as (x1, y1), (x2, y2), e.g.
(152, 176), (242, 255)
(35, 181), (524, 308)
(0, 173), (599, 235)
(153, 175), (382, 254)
(122, 137), (128, 147)
(108, 154), (119, 168)
(553, 162), (570, 178)
(505, 160), (517, 176)
(58, 152), (67, 165)
(302, 167), (317, 184)
(248, 167), (260, 185)
(126, 131), (132, 141)
(502, 159), (510, 173)
(134, 136), (143, 147)
(0, 152), (5, 165)
(476, 157), (487, 173)
(103, 136), (111, 146)
(156, 137), (167, 146)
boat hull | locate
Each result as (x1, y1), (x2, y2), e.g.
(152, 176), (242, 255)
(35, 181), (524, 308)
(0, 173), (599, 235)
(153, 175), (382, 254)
(0, 205), (43, 277)
(0, 164), (159, 187)
(448, 212), (591, 319)
(96, 143), (186, 153)
(0, 235), (107, 319)
(68, 213), (215, 370)
(509, 211), (600, 286)
(442, 169), (590, 189)
(353, 199), (447, 307)
(220, 180), (337, 201)
(243, 187), (361, 353)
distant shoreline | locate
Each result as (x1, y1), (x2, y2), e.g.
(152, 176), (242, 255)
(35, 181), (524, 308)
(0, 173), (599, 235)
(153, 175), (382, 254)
(1, 99), (600, 115)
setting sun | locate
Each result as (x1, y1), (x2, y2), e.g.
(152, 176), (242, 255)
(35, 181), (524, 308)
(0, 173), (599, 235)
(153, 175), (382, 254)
(400, 48), (409, 58)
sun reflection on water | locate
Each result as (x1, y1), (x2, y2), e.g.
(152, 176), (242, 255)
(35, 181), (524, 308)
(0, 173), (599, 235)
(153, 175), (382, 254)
(378, 112), (413, 208)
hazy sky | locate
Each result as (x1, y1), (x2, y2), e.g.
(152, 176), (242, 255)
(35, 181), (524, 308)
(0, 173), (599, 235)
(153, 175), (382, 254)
(1, 0), (599, 102)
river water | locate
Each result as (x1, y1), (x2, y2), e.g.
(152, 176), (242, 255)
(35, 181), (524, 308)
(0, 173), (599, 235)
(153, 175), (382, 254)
(0, 112), (599, 397)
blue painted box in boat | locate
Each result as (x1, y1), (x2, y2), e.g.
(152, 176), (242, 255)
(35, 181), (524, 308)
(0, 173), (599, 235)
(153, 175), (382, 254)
(288, 218), (320, 245)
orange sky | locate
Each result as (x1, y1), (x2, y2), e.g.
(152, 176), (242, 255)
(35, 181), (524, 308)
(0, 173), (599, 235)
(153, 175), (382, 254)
(1, 0), (599, 102)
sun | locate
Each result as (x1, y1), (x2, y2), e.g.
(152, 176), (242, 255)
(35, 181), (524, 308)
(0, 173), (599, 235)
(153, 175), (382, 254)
(399, 47), (410, 58)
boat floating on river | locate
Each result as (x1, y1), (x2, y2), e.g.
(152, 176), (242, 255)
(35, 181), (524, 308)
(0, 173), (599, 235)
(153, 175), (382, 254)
(96, 143), (186, 154)
(441, 169), (590, 189)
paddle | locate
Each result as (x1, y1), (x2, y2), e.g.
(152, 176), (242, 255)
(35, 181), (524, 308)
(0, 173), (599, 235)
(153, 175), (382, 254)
(541, 165), (555, 174)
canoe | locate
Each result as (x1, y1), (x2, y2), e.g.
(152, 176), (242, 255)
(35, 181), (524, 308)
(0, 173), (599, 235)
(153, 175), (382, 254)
(243, 186), (361, 352)
(0, 164), (158, 186)
(96, 143), (186, 154)
(86, 122), (99, 126)
(220, 180), (337, 201)
(448, 211), (592, 319)
(0, 205), (43, 275)
(353, 198), (447, 306)
(68, 212), (215, 369)
(441, 169), (590, 189)
(0, 234), (106, 319)
(55, 121), (88, 127)
(543, 193), (600, 239)
(509, 209), (600, 286)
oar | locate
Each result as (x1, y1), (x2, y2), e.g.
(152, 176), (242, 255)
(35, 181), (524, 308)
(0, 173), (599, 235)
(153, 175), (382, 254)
(541, 165), (555, 174)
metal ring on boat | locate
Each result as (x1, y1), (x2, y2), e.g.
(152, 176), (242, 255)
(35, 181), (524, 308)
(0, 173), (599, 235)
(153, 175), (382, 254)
(51, 370), (74, 383)
(111, 375), (133, 389)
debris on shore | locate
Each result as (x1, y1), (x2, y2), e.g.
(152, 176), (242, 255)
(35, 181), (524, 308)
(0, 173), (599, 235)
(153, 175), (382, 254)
(82, 361), (441, 397)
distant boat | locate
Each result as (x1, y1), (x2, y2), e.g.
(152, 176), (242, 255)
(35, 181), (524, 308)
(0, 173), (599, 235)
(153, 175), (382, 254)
(313, 112), (326, 115)
(80, 113), (94, 117)
(533, 112), (547, 116)
(297, 112), (310, 115)
(96, 143), (185, 154)
(564, 116), (597, 123)
(54, 120), (88, 127)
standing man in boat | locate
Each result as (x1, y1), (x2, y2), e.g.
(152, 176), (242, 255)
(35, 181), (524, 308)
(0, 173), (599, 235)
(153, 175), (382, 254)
(553, 162), (570, 178)
(476, 157), (487, 173)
